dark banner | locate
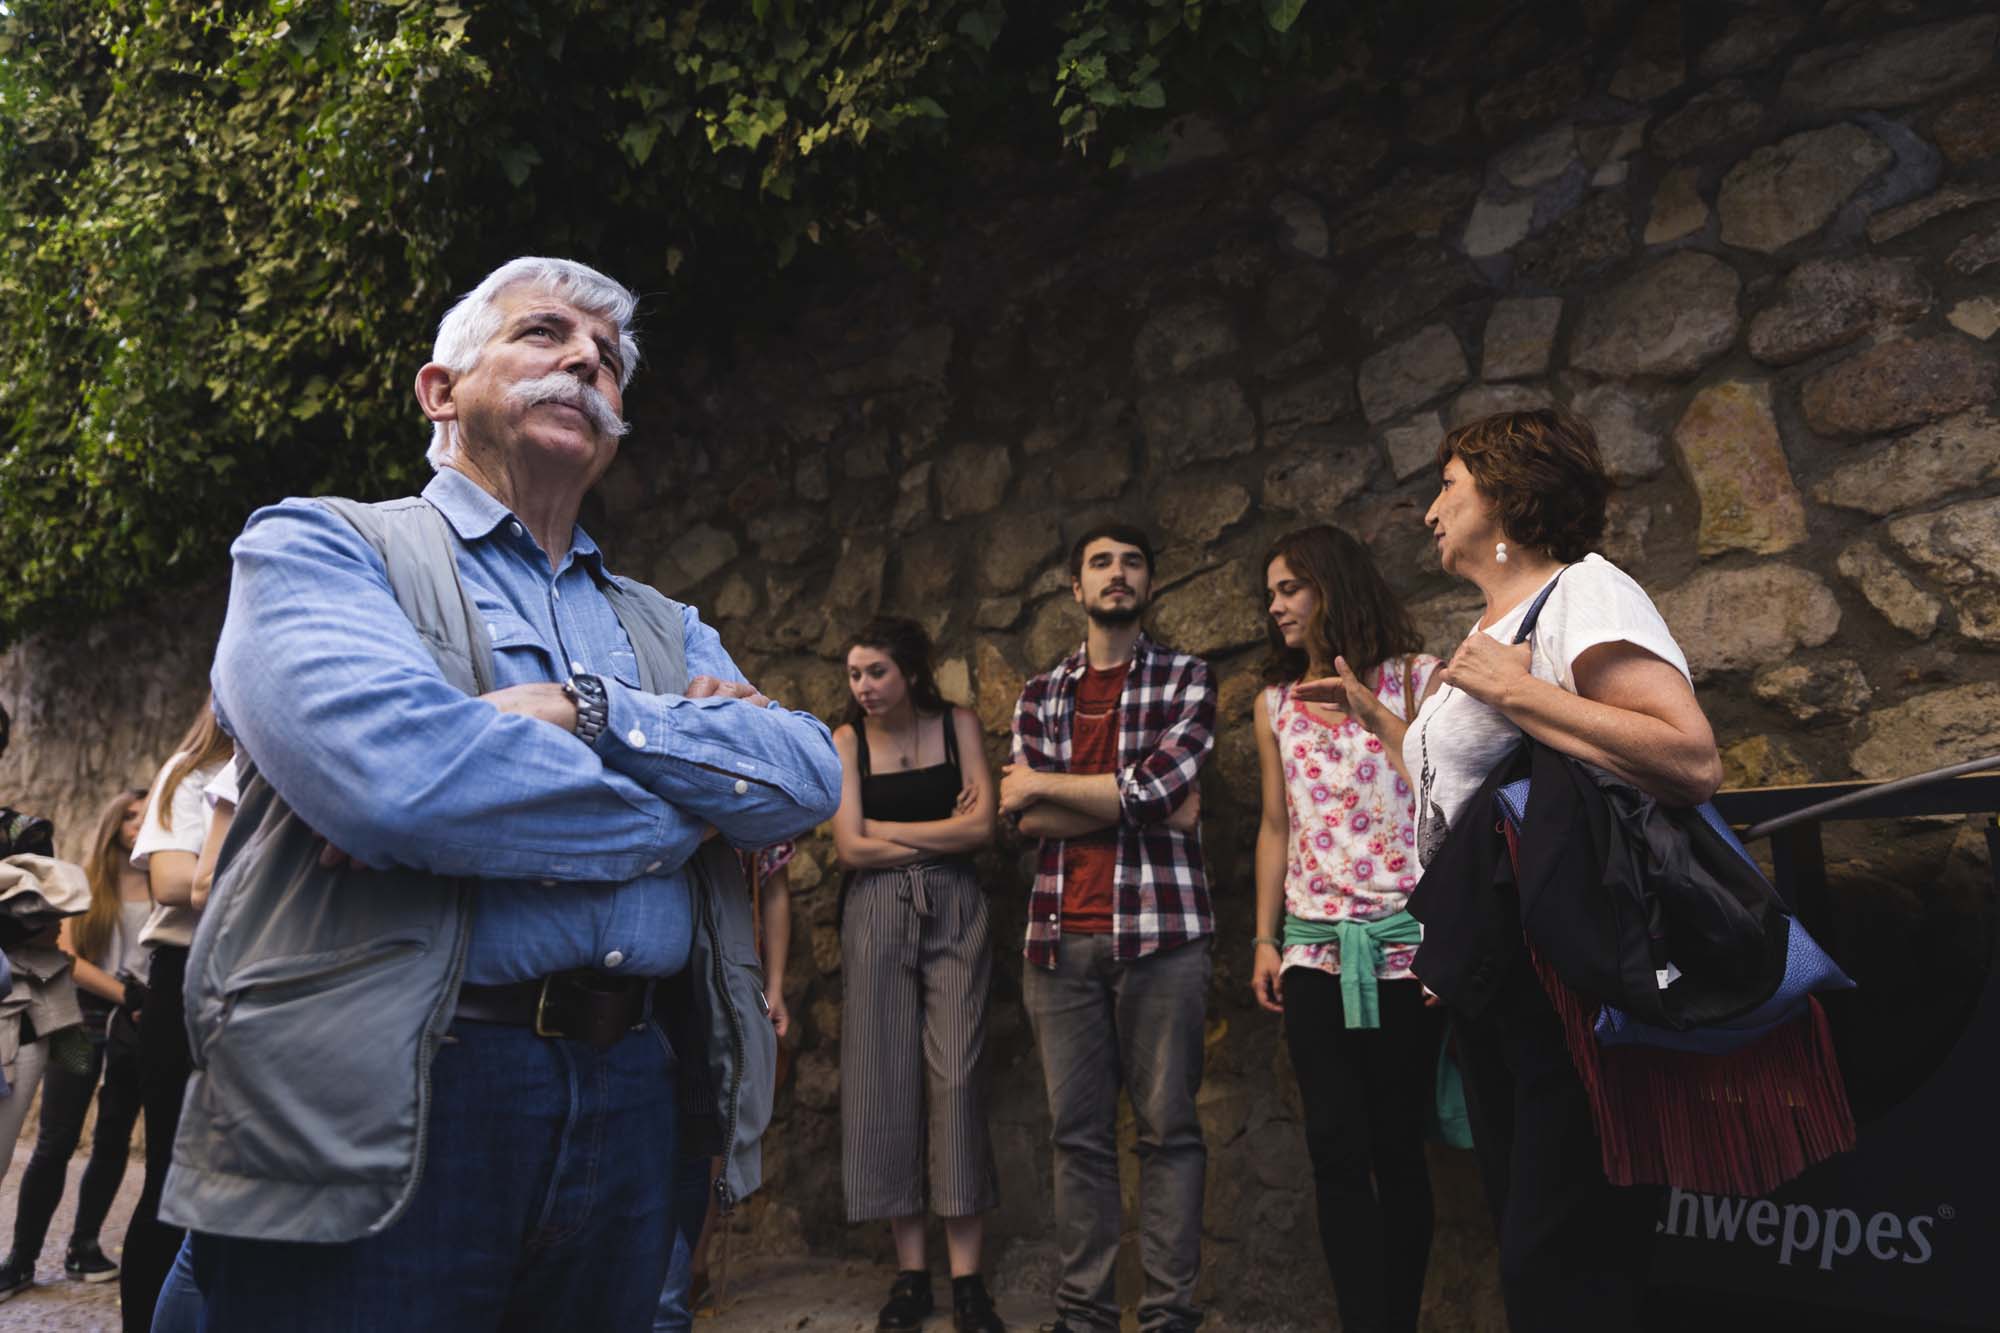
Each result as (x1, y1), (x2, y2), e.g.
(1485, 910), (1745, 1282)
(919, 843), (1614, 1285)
(1650, 965), (1999, 1329)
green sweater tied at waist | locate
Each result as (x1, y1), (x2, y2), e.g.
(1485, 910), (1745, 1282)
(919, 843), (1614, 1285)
(1282, 910), (1422, 1030)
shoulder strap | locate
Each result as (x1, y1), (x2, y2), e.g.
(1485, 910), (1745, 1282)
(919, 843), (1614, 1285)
(1401, 655), (1415, 720)
(854, 721), (873, 778)
(1510, 566), (1570, 647)
(600, 579), (690, 696)
(941, 708), (961, 771)
(317, 496), (496, 695)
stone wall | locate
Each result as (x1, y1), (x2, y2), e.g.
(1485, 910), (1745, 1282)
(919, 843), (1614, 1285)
(5, 2), (2000, 1327)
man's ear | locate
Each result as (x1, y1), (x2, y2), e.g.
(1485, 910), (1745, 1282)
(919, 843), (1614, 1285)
(1071, 574), (1085, 606)
(414, 362), (459, 425)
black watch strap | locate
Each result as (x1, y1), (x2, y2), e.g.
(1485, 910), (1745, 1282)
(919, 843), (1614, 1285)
(563, 673), (610, 746)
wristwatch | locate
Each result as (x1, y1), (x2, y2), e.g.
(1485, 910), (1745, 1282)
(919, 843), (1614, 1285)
(562, 673), (609, 745)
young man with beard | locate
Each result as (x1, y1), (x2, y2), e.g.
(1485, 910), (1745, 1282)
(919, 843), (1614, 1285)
(1000, 524), (1217, 1333)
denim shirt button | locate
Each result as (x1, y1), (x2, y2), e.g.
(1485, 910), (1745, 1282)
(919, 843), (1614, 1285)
(626, 728), (647, 748)
(603, 950), (625, 969)
(733, 779), (750, 795)
(645, 860), (662, 874)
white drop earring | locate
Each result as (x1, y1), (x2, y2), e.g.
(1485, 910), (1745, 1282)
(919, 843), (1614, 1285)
(1494, 541), (1509, 564)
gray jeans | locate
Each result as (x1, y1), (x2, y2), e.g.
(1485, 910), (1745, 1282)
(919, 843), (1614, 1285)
(1022, 933), (1211, 1332)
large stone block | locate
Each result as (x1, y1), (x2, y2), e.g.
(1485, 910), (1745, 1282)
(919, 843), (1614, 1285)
(1262, 366), (1358, 448)
(980, 510), (1060, 593)
(1569, 251), (1740, 378)
(1514, 191), (1633, 288)
(1476, 60), (1589, 139)
(1864, 182), (2000, 244)
(1608, 2), (1686, 102)
(1654, 566), (1840, 679)
(653, 523), (739, 594)
(1346, 246), (1482, 344)
(1721, 734), (1813, 788)
(1852, 682), (2000, 781)
(1496, 124), (1578, 188)
(1887, 495), (2000, 643)
(1150, 559), (1267, 659)
(1448, 382), (1553, 430)
(1333, 166), (1481, 254)
(822, 534), (887, 618)
(1380, 411), (1447, 482)
(1462, 195), (1535, 259)
(1949, 298), (2000, 342)
(1359, 325), (1470, 425)
(1747, 256), (1930, 366)
(1948, 222), (2000, 277)
(1717, 124), (1893, 253)
(1672, 380), (1807, 556)
(1800, 338), (1996, 437)
(1261, 448), (1376, 520)
(1838, 540), (1942, 640)
(1931, 88), (2000, 166)
(972, 639), (1027, 736)
(1137, 380), (1258, 464)
(1270, 192), (1329, 259)
(1156, 476), (1251, 544)
(1024, 597), (1083, 676)
(1643, 166), (1708, 245)
(1811, 409), (2000, 516)
(1566, 378), (1671, 483)
(1132, 303), (1238, 382)
(1752, 660), (1872, 723)
(1779, 15), (1999, 113)
(937, 442), (1013, 519)
(1482, 298), (1563, 380)
(1649, 82), (1765, 160)
(1700, 12), (1806, 77)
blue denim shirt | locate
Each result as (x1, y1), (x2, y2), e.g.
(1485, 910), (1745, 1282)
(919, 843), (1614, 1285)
(211, 467), (840, 984)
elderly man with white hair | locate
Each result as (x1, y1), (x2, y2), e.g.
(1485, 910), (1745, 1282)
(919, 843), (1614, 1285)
(155, 257), (840, 1331)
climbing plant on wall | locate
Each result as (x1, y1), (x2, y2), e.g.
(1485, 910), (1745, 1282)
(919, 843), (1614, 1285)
(0, 0), (1358, 640)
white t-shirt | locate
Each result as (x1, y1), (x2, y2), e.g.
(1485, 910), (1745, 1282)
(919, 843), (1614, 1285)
(1404, 555), (1692, 870)
(130, 751), (230, 951)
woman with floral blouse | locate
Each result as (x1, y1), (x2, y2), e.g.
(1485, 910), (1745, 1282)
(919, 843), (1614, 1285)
(1249, 524), (1443, 1333)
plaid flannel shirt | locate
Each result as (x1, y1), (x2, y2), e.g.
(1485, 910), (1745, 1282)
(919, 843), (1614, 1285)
(1011, 632), (1216, 969)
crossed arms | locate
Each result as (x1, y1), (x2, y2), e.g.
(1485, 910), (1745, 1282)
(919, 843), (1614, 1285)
(212, 500), (841, 882)
(1003, 656), (1215, 841)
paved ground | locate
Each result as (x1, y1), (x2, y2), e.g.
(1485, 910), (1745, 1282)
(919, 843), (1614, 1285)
(0, 1106), (136, 1333)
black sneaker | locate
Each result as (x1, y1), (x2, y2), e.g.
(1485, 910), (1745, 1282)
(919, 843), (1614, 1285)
(952, 1273), (1005, 1332)
(878, 1269), (934, 1332)
(64, 1242), (118, 1283)
(0, 1254), (31, 1302)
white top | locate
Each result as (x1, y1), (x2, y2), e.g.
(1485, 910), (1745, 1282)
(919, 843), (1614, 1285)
(1404, 555), (1692, 870)
(204, 760), (240, 809)
(130, 752), (229, 951)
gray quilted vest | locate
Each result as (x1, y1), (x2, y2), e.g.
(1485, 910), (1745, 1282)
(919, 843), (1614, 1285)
(162, 495), (776, 1242)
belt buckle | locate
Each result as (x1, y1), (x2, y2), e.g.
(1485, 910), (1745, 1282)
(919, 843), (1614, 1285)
(532, 976), (569, 1040)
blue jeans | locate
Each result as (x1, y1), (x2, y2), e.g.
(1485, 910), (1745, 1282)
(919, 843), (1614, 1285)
(652, 1153), (717, 1332)
(166, 1019), (678, 1333)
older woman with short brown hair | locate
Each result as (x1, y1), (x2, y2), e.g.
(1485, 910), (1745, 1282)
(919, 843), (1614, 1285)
(1305, 408), (1721, 1332)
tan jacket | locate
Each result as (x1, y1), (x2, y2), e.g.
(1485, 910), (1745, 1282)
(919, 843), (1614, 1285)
(0, 854), (88, 1074)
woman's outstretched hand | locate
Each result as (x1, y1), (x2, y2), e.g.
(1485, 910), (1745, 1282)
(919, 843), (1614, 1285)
(1293, 656), (1390, 735)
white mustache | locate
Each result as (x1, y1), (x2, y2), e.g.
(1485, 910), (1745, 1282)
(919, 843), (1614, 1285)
(506, 373), (630, 438)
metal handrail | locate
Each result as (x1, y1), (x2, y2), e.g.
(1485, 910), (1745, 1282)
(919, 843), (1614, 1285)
(1738, 752), (2000, 843)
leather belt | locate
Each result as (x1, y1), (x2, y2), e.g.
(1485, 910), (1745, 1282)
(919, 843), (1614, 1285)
(455, 972), (653, 1050)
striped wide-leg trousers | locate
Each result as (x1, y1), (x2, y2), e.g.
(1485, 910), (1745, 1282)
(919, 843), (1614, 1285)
(839, 859), (1000, 1222)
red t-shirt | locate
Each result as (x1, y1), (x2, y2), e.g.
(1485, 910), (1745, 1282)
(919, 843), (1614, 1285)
(1061, 662), (1128, 935)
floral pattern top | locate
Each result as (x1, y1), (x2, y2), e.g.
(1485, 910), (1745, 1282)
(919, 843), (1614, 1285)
(1266, 653), (1441, 980)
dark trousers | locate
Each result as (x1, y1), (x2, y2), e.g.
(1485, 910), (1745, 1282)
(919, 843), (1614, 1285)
(180, 1018), (678, 1332)
(1457, 958), (1658, 1333)
(122, 945), (191, 1333)
(10, 1026), (143, 1262)
(1281, 972), (1441, 1333)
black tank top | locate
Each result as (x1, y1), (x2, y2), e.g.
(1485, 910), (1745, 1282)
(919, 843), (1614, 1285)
(857, 711), (963, 823)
